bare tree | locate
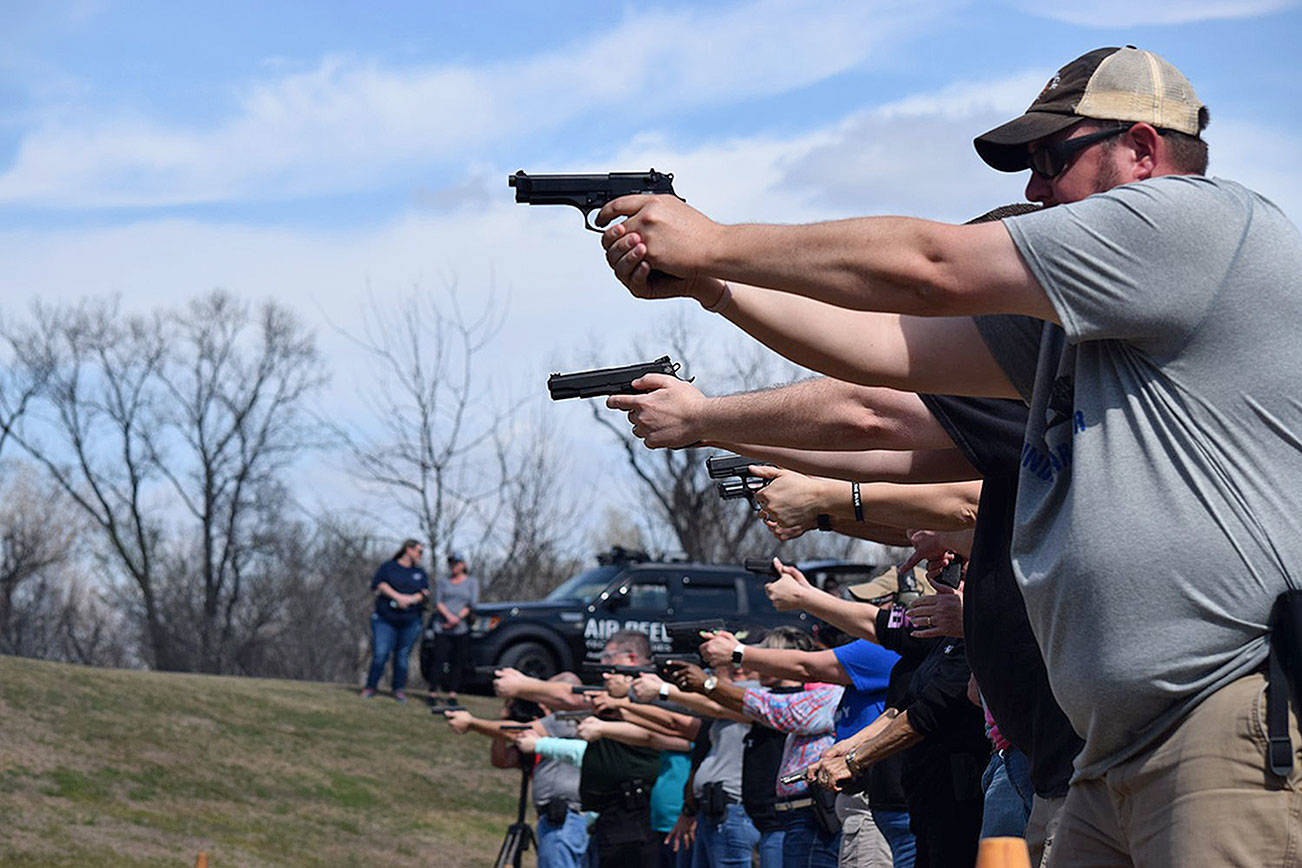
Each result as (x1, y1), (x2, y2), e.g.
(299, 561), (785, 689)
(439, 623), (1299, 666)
(588, 316), (781, 562)
(590, 314), (893, 565)
(473, 413), (584, 601)
(0, 462), (82, 656)
(150, 292), (325, 672)
(228, 511), (381, 682)
(334, 286), (505, 561)
(6, 292), (323, 672)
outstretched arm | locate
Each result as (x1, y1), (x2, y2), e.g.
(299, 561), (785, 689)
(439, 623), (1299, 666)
(598, 199), (1050, 396)
(752, 470), (982, 541)
(492, 669), (592, 711)
(599, 199), (1051, 321)
(606, 375), (957, 452)
(697, 634), (849, 684)
(719, 445), (977, 485)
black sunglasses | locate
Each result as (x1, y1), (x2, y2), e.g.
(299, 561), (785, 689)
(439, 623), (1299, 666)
(1029, 126), (1128, 179)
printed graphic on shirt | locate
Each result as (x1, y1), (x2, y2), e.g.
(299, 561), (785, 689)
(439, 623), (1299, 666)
(1020, 341), (1091, 484)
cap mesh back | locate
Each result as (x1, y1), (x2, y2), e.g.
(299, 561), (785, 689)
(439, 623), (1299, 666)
(1077, 47), (1202, 134)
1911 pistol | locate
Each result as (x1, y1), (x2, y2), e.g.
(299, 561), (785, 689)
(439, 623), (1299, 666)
(548, 355), (684, 401)
(509, 169), (682, 232)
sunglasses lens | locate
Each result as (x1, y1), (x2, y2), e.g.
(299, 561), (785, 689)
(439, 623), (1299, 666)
(1030, 149), (1059, 178)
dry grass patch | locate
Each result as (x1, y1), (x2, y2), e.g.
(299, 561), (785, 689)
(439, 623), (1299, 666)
(0, 656), (529, 866)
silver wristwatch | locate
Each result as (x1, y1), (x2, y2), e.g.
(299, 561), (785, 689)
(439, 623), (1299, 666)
(703, 675), (719, 693)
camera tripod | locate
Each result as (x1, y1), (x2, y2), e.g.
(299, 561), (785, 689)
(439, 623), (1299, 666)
(493, 762), (535, 868)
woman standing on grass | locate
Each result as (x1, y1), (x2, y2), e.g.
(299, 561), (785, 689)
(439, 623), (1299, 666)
(427, 551), (479, 705)
(362, 539), (430, 702)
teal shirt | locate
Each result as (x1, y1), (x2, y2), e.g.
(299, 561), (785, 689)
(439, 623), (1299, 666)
(650, 750), (691, 833)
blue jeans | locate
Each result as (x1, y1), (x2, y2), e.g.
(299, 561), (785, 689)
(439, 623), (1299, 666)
(758, 829), (784, 868)
(365, 613), (422, 691)
(872, 809), (916, 868)
(538, 810), (591, 868)
(781, 810), (840, 868)
(979, 748), (1033, 839)
(691, 804), (758, 867)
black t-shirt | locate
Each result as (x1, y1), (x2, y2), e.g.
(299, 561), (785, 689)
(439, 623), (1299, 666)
(864, 653), (915, 811)
(742, 686), (798, 831)
(919, 394), (1083, 797)
(876, 608), (988, 808)
(580, 738), (661, 811)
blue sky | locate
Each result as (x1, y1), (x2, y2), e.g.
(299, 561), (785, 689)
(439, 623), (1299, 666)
(2, 0), (1300, 533)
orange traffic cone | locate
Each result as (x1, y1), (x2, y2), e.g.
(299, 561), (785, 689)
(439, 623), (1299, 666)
(975, 836), (1031, 868)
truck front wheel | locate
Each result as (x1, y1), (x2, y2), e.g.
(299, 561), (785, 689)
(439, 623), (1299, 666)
(498, 641), (558, 680)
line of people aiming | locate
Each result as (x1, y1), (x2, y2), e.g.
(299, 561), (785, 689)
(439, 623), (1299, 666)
(445, 45), (1302, 868)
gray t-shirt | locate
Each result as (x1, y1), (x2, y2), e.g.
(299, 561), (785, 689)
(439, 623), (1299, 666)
(693, 717), (751, 802)
(434, 574), (479, 635)
(533, 715), (582, 810)
(979, 175), (1302, 780)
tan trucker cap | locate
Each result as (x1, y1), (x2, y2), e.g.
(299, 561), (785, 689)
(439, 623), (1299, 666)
(974, 46), (1204, 172)
(846, 564), (935, 603)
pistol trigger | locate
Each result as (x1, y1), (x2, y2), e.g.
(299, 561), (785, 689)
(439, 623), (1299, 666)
(584, 209), (606, 232)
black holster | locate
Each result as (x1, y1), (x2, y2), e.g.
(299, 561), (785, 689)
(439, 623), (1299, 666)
(809, 786), (842, 837)
(1267, 590), (1302, 777)
(541, 797), (571, 826)
(701, 781), (728, 820)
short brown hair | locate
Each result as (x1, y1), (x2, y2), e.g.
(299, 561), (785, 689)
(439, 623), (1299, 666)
(759, 626), (821, 652)
(605, 629), (651, 664)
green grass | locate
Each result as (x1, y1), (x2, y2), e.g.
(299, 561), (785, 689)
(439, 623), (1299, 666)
(0, 656), (528, 866)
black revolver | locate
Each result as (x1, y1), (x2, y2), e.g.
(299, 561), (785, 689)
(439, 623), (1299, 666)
(548, 355), (685, 401)
(509, 169), (682, 232)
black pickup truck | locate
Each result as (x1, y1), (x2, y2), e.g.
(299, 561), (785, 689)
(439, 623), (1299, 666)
(422, 549), (882, 683)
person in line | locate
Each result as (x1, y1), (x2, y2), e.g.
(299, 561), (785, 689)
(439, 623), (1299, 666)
(362, 538), (429, 702)
(445, 674), (591, 868)
(498, 630), (663, 868)
(595, 45), (1302, 865)
(776, 561), (986, 868)
(588, 679), (698, 868)
(427, 551), (479, 705)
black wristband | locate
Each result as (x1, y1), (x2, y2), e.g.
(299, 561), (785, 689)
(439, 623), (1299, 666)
(816, 513), (831, 532)
(852, 482), (863, 522)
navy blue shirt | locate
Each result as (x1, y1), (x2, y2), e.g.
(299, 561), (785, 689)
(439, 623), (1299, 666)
(371, 559), (430, 624)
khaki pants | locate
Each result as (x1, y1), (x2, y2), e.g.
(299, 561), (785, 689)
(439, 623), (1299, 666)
(1048, 672), (1302, 868)
(834, 791), (892, 868)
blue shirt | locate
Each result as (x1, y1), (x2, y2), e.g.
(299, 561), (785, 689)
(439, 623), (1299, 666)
(832, 639), (898, 740)
(650, 750), (691, 833)
(371, 559), (430, 623)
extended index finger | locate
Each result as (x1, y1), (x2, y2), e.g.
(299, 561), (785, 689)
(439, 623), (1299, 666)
(596, 194), (654, 228)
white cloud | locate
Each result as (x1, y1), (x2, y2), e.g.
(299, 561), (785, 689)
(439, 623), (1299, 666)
(1011, 0), (1298, 26)
(0, 0), (956, 208)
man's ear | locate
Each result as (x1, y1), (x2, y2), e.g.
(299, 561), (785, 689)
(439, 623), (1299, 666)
(1126, 123), (1162, 180)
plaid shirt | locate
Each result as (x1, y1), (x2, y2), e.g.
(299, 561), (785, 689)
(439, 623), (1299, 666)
(744, 683), (843, 798)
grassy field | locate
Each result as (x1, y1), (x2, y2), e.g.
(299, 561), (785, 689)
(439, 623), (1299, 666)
(0, 655), (528, 866)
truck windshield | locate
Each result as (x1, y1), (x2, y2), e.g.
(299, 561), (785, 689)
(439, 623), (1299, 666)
(544, 565), (622, 603)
